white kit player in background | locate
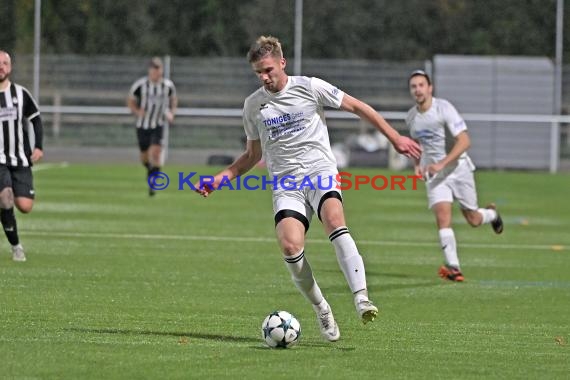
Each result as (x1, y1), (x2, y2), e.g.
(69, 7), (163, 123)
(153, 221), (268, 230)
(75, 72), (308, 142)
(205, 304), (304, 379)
(406, 70), (504, 282)
(195, 36), (421, 342)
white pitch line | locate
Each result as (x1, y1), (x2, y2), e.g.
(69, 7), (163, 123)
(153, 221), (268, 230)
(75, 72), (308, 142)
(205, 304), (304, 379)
(24, 230), (565, 251)
(32, 162), (70, 172)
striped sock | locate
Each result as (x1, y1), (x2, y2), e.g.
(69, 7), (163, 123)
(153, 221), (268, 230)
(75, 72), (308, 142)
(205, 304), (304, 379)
(329, 226), (367, 294)
(284, 250), (324, 305)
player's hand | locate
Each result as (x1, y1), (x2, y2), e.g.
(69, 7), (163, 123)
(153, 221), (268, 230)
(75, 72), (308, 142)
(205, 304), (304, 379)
(165, 110), (175, 123)
(423, 162), (445, 183)
(424, 162), (444, 176)
(414, 165), (425, 181)
(194, 182), (215, 198)
(393, 136), (422, 159)
(136, 109), (145, 118)
(31, 148), (43, 163)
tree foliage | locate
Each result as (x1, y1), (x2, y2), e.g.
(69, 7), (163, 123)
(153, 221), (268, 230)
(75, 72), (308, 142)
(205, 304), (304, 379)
(0, 0), (17, 52)
(9, 0), (570, 61)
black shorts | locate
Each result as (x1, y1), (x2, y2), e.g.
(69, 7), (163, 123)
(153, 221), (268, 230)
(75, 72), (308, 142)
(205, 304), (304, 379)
(0, 165), (35, 199)
(136, 126), (163, 152)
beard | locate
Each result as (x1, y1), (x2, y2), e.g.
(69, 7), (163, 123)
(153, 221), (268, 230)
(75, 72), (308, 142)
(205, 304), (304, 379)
(0, 72), (9, 83)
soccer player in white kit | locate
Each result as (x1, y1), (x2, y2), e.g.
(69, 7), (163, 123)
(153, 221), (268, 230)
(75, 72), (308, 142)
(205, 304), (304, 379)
(406, 70), (503, 282)
(195, 36), (421, 342)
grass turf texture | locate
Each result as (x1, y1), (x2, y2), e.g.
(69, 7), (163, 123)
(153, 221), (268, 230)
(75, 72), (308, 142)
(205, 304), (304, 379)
(1, 164), (569, 379)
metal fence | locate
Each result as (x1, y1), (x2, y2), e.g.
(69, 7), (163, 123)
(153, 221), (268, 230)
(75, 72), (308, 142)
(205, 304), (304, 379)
(9, 55), (570, 169)
(12, 55), (421, 148)
(434, 55), (557, 171)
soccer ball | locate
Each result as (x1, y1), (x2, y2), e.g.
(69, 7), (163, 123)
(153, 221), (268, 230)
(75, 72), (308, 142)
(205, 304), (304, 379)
(261, 310), (301, 348)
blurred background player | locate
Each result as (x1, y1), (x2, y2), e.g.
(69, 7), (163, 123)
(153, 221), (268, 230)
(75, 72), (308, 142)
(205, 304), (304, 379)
(0, 50), (44, 262)
(406, 70), (504, 282)
(195, 36), (422, 342)
(127, 57), (177, 196)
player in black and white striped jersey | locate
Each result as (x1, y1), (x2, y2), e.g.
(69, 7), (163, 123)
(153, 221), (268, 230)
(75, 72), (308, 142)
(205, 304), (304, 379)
(127, 57), (177, 196)
(0, 50), (44, 262)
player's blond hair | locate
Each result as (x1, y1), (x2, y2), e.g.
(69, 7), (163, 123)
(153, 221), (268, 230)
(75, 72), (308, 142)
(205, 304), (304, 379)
(247, 36), (283, 63)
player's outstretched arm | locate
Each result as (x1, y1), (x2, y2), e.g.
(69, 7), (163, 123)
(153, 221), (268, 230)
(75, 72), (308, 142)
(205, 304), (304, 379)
(195, 139), (263, 197)
(340, 94), (422, 159)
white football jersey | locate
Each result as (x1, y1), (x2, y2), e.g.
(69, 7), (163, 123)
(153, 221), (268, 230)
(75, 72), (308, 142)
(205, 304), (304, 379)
(406, 97), (470, 167)
(243, 76), (344, 178)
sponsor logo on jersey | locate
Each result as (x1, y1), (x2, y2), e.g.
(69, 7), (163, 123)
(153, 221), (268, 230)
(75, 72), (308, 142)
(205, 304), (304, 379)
(414, 129), (435, 142)
(453, 120), (466, 131)
(0, 107), (17, 122)
(262, 113), (292, 127)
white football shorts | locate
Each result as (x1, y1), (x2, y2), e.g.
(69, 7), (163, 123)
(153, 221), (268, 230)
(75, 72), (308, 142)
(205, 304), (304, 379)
(425, 157), (479, 210)
(272, 170), (342, 225)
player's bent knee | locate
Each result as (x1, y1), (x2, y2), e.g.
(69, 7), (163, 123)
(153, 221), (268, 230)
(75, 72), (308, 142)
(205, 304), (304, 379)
(322, 214), (345, 230)
(280, 240), (304, 256)
(15, 199), (34, 213)
(19, 206), (33, 214)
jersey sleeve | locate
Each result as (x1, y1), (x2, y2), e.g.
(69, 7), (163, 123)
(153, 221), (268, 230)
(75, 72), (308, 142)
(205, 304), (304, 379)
(129, 80), (142, 98)
(22, 88), (40, 120)
(31, 116), (44, 150)
(441, 100), (467, 137)
(309, 77), (344, 109)
(167, 80), (177, 97)
(242, 98), (260, 140)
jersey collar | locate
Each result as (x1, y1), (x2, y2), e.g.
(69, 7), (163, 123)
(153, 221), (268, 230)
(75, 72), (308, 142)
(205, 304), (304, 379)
(263, 76), (291, 97)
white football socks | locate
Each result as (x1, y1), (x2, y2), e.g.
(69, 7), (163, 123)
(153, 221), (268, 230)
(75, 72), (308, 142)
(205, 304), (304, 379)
(329, 226), (367, 294)
(284, 249), (324, 305)
(439, 228), (460, 268)
(477, 208), (498, 225)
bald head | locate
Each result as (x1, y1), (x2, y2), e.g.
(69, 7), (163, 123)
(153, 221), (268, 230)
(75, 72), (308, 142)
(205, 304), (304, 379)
(0, 51), (12, 86)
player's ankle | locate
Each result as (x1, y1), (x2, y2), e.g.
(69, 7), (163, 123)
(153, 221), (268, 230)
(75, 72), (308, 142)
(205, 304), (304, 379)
(353, 290), (369, 304)
(313, 298), (329, 313)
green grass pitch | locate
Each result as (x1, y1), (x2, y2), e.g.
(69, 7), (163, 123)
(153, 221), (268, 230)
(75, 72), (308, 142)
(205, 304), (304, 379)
(1, 164), (569, 379)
